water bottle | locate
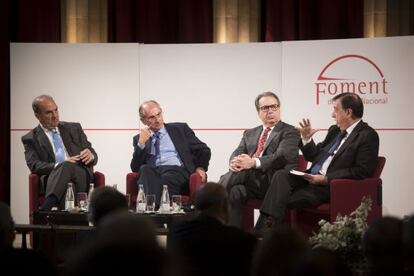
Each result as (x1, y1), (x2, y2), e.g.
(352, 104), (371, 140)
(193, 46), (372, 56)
(136, 184), (146, 213)
(65, 182), (75, 211)
(86, 183), (94, 211)
(160, 185), (170, 213)
(113, 184), (118, 190)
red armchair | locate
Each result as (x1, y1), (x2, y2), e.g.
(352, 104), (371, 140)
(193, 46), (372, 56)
(290, 156), (386, 235)
(241, 155), (308, 231)
(29, 171), (105, 223)
(126, 172), (203, 210)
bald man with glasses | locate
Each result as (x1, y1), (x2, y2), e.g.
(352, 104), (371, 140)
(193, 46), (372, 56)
(219, 91), (300, 229)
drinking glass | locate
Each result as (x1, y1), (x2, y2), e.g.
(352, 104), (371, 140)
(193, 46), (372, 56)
(77, 192), (88, 210)
(171, 195), (182, 213)
(146, 194), (156, 213)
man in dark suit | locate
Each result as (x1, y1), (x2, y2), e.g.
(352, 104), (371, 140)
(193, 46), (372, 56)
(256, 92), (380, 232)
(168, 182), (257, 276)
(22, 95), (97, 210)
(130, 100), (211, 205)
(219, 91), (300, 228)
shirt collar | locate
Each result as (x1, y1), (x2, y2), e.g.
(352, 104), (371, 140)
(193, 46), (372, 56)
(345, 119), (361, 136)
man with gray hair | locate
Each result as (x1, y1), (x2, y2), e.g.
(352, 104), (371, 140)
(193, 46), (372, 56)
(22, 95), (98, 210)
(130, 100), (211, 207)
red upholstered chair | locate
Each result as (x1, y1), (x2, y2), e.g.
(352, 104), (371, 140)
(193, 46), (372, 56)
(126, 172), (203, 210)
(29, 171), (105, 223)
(290, 156), (386, 235)
(241, 155), (308, 231)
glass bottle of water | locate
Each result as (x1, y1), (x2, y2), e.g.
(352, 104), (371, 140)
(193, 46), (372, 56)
(136, 184), (146, 213)
(65, 182), (75, 211)
(86, 183), (94, 211)
(160, 185), (170, 213)
(113, 184), (118, 190)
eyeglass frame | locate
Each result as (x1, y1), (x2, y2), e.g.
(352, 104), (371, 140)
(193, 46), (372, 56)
(259, 104), (280, 112)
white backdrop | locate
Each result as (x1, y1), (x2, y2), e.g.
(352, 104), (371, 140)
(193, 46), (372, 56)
(10, 37), (414, 224)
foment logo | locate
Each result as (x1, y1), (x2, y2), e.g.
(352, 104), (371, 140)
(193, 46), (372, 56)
(315, 54), (389, 105)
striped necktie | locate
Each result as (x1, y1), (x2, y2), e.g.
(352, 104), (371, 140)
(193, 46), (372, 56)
(252, 127), (271, 158)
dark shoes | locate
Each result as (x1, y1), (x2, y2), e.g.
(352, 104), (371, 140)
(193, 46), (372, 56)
(39, 195), (59, 211)
(254, 214), (278, 237)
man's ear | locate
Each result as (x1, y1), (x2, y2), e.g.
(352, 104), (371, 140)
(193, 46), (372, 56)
(140, 117), (147, 126)
(35, 113), (40, 120)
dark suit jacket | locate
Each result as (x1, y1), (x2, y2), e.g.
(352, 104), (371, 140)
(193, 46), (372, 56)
(230, 121), (300, 175)
(130, 122), (211, 174)
(300, 120), (379, 182)
(21, 121), (98, 178)
(168, 214), (258, 276)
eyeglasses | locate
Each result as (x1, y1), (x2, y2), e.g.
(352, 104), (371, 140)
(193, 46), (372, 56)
(146, 111), (162, 121)
(259, 104), (280, 112)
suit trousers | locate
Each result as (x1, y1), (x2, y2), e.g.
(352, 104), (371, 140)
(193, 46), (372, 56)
(46, 161), (90, 204)
(137, 165), (190, 205)
(260, 169), (330, 222)
(219, 169), (269, 228)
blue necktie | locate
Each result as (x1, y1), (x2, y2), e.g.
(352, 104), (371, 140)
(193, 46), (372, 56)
(310, 131), (347, 175)
(148, 132), (160, 167)
(51, 128), (65, 163)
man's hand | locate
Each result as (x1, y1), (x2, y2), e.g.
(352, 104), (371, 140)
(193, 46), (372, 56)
(232, 154), (256, 170)
(138, 127), (152, 145)
(195, 167), (207, 182)
(303, 174), (328, 185)
(298, 118), (319, 140)
(79, 148), (94, 165)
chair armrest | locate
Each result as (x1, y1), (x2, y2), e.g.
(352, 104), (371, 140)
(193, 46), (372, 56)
(329, 177), (382, 222)
(29, 174), (40, 214)
(189, 172), (203, 201)
(126, 172), (139, 207)
(93, 171), (105, 188)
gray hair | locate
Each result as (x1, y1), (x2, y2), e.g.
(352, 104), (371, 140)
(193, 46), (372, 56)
(139, 100), (161, 118)
(32, 95), (54, 114)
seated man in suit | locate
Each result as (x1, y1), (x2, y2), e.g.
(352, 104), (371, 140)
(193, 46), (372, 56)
(22, 95), (98, 210)
(256, 92), (379, 232)
(218, 91), (300, 228)
(168, 182), (258, 276)
(130, 100), (211, 206)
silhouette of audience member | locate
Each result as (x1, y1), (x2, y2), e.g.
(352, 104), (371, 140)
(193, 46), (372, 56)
(88, 186), (128, 226)
(67, 212), (172, 276)
(363, 216), (404, 276)
(168, 182), (257, 276)
(403, 215), (414, 274)
(0, 202), (56, 275)
(251, 225), (309, 276)
(293, 247), (351, 276)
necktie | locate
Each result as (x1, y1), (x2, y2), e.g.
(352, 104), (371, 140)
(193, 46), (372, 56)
(252, 127), (271, 158)
(310, 131), (347, 175)
(148, 132), (160, 167)
(51, 128), (65, 163)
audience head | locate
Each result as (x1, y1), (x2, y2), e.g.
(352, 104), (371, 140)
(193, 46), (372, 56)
(251, 225), (309, 276)
(194, 182), (229, 223)
(294, 247), (351, 276)
(67, 212), (170, 276)
(0, 202), (15, 250)
(403, 215), (414, 273)
(363, 216), (404, 274)
(139, 100), (164, 131)
(88, 186), (128, 226)
(32, 95), (59, 130)
(254, 91), (280, 128)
